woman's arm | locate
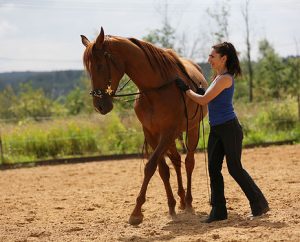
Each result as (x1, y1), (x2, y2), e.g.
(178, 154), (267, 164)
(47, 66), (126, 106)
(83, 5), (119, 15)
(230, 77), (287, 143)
(186, 75), (233, 105)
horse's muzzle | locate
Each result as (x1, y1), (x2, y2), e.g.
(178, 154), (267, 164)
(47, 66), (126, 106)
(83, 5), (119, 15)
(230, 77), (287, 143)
(94, 98), (113, 115)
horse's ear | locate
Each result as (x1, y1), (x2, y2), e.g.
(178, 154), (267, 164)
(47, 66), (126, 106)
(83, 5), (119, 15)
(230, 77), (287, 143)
(81, 35), (90, 47)
(95, 27), (105, 49)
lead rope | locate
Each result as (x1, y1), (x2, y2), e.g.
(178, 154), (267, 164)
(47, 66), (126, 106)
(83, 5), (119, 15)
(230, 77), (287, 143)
(200, 106), (211, 205)
(179, 91), (200, 152)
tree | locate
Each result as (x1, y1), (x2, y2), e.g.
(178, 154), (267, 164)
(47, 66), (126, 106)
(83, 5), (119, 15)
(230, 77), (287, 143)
(143, 1), (175, 49)
(0, 86), (17, 120)
(6, 83), (51, 120)
(206, 0), (231, 43)
(64, 75), (94, 115)
(143, 0), (209, 61)
(284, 55), (300, 119)
(241, 0), (254, 102)
(256, 39), (285, 99)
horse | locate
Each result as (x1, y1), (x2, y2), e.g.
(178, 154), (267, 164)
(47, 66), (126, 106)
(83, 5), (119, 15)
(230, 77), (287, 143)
(81, 27), (208, 225)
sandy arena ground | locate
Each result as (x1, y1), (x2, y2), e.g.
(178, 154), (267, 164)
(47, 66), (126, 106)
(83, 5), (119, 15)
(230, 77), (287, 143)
(0, 144), (299, 241)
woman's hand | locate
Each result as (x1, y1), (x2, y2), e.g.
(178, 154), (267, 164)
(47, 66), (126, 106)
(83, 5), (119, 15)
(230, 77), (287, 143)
(175, 78), (190, 92)
(196, 87), (206, 95)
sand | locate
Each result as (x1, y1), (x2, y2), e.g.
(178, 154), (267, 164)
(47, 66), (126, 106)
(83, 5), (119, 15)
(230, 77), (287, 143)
(0, 144), (299, 241)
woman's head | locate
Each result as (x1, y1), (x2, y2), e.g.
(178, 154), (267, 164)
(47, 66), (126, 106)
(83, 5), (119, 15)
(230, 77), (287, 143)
(208, 42), (242, 77)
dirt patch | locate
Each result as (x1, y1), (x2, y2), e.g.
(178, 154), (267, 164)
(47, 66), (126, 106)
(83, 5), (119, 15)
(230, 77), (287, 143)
(0, 144), (299, 241)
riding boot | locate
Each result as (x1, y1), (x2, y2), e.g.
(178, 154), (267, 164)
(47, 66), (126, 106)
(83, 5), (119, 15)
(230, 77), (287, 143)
(250, 196), (269, 216)
(203, 204), (228, 223)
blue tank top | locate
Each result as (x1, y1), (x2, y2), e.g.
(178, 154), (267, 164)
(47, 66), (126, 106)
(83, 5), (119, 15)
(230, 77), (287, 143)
(208, 74), (236, 126)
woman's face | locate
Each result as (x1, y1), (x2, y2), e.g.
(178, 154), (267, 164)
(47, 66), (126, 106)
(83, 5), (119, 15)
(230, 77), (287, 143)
(208, 49), (226, 71)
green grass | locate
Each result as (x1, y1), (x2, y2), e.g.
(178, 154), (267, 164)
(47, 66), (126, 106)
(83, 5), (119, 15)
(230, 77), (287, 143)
(194, 98), (299, 149)
(0, 99), (299, 164)
(0, 111), (144, 164)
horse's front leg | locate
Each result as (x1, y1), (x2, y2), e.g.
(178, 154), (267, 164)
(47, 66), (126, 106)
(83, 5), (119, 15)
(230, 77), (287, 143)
(129, 133), (172, 225)
(128, 154), (157, 225)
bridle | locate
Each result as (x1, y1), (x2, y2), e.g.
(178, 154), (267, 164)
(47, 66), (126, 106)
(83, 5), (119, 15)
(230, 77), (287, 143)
(89, 40), (115, 98)
(89, 36), (142, 99)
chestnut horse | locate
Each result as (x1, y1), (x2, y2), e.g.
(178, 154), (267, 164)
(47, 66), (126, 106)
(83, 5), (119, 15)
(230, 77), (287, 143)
(81, 27), (208, 225)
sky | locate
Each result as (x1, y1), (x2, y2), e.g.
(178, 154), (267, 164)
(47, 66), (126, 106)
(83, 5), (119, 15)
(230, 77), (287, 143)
(0, 0), (299, 73)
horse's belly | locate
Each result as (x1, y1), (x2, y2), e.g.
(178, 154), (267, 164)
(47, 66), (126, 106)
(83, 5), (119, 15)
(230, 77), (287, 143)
(134, 96), (181, 133)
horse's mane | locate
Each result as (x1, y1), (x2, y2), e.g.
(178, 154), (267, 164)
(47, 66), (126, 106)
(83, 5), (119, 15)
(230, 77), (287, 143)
(187, 59), (203, 73)
(83, 36), (196, 83)
(128, 38), (192, 81)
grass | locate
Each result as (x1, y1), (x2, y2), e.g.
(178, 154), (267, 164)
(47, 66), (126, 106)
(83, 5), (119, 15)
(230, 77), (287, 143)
(0, 99), (299, 164)
(0, 111), (144, 164)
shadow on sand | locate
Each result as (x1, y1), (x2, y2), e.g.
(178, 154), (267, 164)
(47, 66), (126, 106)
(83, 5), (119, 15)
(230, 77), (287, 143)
(119, 210), (286, 242)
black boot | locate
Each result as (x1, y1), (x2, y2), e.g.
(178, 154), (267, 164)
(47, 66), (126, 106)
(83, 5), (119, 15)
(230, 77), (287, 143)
(250, 198), (269, 216)
(203, 205), (228, 223)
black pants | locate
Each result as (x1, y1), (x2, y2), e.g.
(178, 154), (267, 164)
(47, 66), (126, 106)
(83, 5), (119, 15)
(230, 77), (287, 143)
(208, 118), (267, 208)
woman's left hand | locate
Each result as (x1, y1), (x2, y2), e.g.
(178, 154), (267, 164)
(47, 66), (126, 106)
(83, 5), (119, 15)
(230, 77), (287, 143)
(175, 78), (190, 92)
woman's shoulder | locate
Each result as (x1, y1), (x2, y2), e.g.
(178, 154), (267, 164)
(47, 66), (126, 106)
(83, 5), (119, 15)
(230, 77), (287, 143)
(216, 74), (233, 88)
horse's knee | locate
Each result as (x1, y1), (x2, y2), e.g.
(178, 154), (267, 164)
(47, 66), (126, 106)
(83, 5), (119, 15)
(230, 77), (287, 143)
(185, 152), (195, 172)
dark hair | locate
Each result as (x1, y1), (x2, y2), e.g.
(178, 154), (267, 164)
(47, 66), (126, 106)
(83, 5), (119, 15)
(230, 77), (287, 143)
(212, 42), (242, 77)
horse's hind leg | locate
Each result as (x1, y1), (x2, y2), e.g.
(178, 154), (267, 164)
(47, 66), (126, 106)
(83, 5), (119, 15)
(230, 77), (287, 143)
(185, 150), (195, 213)
(158, 157), (177, 218)
(167, 143), (186, 210)
(185, 126), (199, 213)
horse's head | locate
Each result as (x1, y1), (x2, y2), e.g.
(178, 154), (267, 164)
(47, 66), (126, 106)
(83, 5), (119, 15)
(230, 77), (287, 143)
(81, 27), (125, 115)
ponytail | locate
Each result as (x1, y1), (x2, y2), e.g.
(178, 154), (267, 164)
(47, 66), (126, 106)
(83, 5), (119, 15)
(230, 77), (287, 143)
(212, 42), (242, 77)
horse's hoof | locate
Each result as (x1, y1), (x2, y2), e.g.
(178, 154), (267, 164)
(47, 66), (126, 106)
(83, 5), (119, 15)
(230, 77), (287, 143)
(169, 208), (177, 217)
(178, 203), (186, 210)
(185, 206), (195, 214)
(129, 214), (143, 225)
(167, 210), (177, 221)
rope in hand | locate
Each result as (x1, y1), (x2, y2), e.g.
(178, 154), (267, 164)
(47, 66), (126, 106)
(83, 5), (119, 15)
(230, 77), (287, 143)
(200, 106), (211, 205)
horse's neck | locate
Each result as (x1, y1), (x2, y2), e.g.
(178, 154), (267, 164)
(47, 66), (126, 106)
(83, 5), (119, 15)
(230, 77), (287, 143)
(111, 38), (172, 90)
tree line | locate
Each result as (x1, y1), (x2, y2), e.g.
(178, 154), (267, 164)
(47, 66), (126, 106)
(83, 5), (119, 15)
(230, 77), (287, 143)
(0, 39), (298, 122)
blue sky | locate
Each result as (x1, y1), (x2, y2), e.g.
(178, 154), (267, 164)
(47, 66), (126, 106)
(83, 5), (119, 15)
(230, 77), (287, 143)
(0, 0), (299, 72)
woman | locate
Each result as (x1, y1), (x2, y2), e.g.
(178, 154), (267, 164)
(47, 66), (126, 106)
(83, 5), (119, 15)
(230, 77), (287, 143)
(176, 42), (269, 223)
